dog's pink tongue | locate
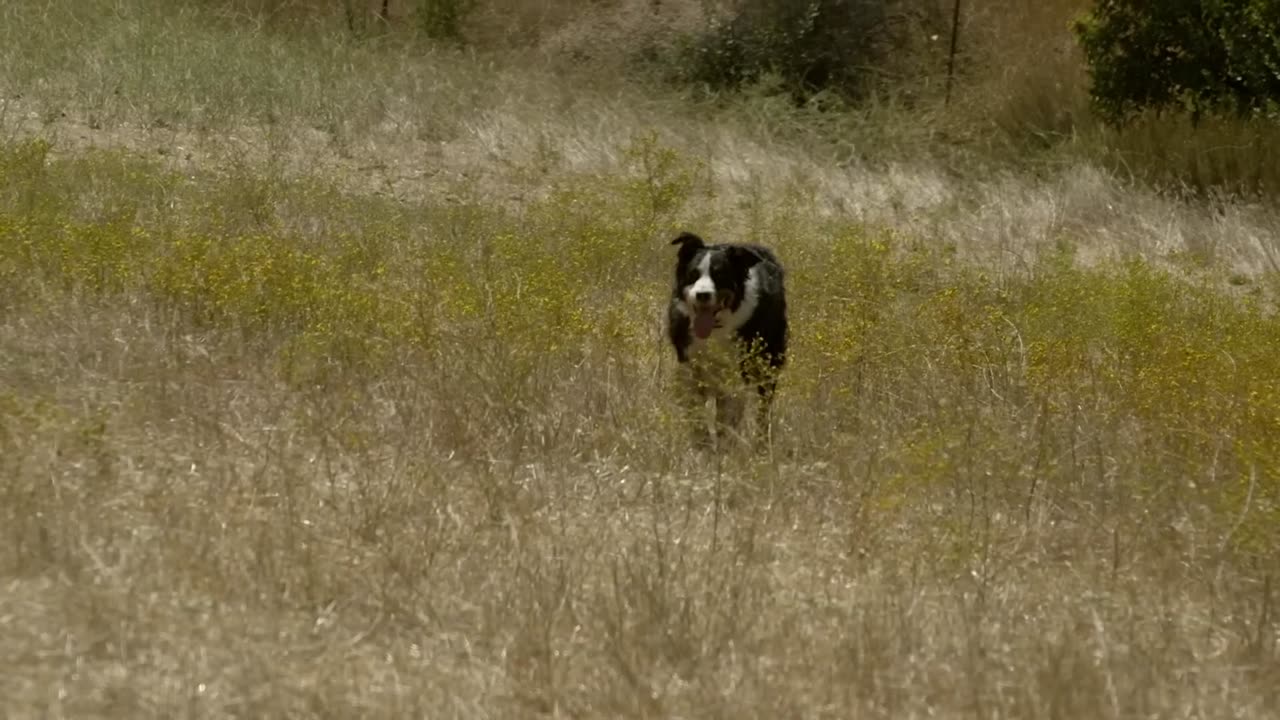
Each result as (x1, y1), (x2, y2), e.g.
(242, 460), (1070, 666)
(693, 310), (716, 339)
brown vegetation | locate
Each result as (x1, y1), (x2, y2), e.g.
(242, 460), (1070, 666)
(1, 1), (1278, 717)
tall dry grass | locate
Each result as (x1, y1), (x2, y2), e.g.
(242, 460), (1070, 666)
(2, 1), (1279, 718)
(953, 0), (1280, 198)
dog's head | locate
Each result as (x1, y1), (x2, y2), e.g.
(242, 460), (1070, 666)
(671, 232), (763, 339)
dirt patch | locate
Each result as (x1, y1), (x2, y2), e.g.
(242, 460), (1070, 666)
(2, 95), (536, 211)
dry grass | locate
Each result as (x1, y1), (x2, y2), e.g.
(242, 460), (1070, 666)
(2, 1), (1280, 718)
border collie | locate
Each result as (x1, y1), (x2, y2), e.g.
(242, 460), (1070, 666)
(665, 232), (788, 449)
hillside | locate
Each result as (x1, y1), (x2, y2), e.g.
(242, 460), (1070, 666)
(2, 1), (1278, 717)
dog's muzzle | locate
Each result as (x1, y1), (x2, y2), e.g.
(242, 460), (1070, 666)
(691, 305), (718, 339)
(688, 290), (734, 340)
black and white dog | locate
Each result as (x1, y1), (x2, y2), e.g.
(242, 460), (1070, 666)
(666, 232), (788, 448)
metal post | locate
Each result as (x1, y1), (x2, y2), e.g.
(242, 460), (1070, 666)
(945, 0), (963, 106)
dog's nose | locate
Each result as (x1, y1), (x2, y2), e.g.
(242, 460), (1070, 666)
(695, 290), (713, 303)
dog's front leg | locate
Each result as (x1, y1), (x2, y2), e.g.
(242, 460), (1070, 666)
(714, 389), (747, 449)
(677, 364), (713, 449)
(754, 380), (777, 453)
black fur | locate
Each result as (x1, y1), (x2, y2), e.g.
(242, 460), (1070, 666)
(666, 232), (789, 447)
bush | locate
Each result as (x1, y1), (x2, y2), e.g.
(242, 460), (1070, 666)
(1074, 0), (1280, 125)
(677, 0), (943, 102)
(417, 0), (473, 41)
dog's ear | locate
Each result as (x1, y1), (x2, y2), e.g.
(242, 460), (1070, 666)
(727, 245), (763, 272)
(671, 232), (705, 267)
(671, 232), (705, 251)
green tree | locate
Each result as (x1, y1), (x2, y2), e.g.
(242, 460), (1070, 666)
(1074, 0), (1280, 125)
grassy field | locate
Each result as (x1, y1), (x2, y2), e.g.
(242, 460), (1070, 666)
(2, 1), (1279, 717)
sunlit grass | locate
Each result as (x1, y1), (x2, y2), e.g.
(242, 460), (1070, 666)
(2, 1), (1280, 716)
(4, 131), (1279, 715)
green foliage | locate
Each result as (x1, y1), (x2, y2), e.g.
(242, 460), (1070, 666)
(1075, 0), (1280, 125)
(0, 139), (60, 219)
(676, 0), (941, 102)
(619, 131), (709, 233)
(783, 227), (1280, 552)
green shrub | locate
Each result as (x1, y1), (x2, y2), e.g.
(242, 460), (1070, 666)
(1074, 0), (1280, 125)
(676, 0), (943, 102)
